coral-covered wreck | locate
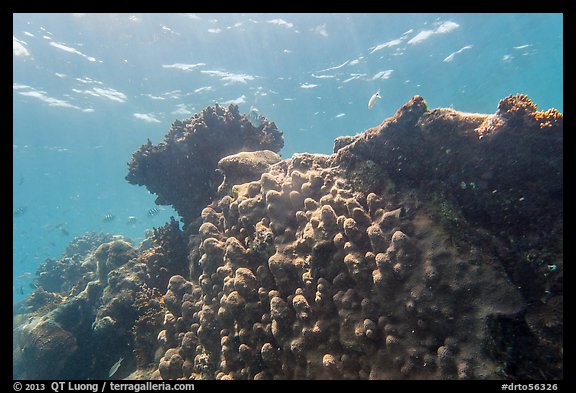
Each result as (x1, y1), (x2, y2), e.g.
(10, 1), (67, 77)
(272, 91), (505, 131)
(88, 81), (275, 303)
(13, 96), (562, 380)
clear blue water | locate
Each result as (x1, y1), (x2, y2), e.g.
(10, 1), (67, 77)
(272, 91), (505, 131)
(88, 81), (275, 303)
(13, 13), (563, 304)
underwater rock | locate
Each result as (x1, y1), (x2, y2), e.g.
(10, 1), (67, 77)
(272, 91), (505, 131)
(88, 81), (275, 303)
(17, 316), (78, 379)
(126, 104), (284, 224)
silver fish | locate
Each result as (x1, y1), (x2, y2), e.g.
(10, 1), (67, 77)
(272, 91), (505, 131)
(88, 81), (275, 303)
(126, 216), (138, 224)
(248, 104), (262, 127)
(16, 272), (32, 280)
(368, 89), (381, 110)
(103, 213), (115, 222)
(108, 357), (124, 378)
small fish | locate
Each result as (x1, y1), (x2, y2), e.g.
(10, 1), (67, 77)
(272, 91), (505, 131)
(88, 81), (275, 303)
(16, 272), (32, 280)
(108, 357), (124, 378)
(147, 207), (160, 217)
(103, 213), (115, 222)
(247, 104), (262, 127)
(127, 216), (138, 224)
(18, 285), (24, 295)
(368, 89), (381, 110)
(13, 206), (27, 217)
(60, 227), (69, 236)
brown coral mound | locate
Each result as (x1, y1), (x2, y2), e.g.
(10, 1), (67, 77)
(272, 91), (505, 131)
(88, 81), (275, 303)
(126, 104), (284, 224)
(156, 151), (528, 379)
(150, 95), (561, 380)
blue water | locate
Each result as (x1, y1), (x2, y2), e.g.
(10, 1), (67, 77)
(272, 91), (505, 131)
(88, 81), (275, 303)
(13, 13), (563, 303)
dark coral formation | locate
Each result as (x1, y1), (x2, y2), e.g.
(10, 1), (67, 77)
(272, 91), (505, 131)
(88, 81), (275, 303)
(335, 95), (562, 240)
(14, 96), (562, 380)
(126, 104), (284, 224)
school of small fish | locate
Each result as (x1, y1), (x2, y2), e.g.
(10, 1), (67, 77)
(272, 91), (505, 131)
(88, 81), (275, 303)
(147, 207), (161, 217)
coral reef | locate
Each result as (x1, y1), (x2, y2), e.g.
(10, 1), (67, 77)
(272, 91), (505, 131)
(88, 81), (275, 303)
(30, 233), (117, 295)
(126, 104), (284, 224)
(155, 152), (526, 379)
(14, 235), (142, 379)
(13, 223), (187, 380)
(15, 314), (79, 379)
(33, 256), (87, 294)
(94, 239), (138, 283)
(14, 97), (562, 380)
(135, 217), (189, 295)
(151, 95), (560, 380)
(64, 232), (117, 261)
